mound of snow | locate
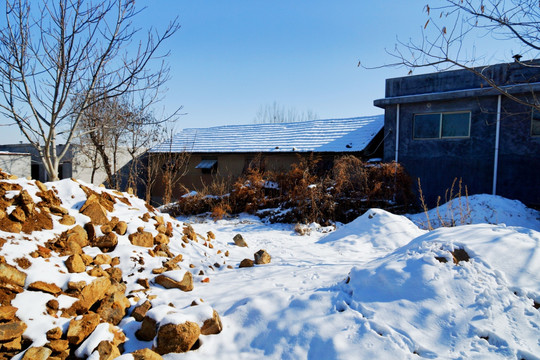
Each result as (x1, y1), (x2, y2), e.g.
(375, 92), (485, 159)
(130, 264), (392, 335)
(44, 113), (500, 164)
(318, 209), (426, 258)
(337, 223), (540, 359)
(407, 194), (540, 231)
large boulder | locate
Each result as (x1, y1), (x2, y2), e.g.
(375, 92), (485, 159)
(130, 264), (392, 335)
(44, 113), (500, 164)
(80, 195), (109, 225)
(154, 321), (200, 354)
(69, 277), (111, 314)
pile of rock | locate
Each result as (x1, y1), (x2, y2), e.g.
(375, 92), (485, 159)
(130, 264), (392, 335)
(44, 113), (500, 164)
(0, 170), (226, 359)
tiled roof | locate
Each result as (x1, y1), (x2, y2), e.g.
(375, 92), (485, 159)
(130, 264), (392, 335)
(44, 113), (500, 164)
(150, 115), (383, 153)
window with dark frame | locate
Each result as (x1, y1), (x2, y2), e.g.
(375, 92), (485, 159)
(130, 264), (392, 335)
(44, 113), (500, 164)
(532, 108), (540, 136)
(414, 111), (471, 139)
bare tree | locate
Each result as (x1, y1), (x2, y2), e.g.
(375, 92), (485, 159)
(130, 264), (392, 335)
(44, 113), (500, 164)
(123, 105), (168, 198)
(75, 93), (126, 188)
(158, 129), (192, 205)
(253, 101), (319, 123)
(370, 0), (540, 110)
(0, 0), (179, 180)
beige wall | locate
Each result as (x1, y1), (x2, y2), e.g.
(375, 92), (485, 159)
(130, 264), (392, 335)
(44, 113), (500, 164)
(149, 152), (315, 204)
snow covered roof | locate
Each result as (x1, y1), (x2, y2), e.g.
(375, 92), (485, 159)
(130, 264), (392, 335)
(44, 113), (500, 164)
(0, 151), (31, 156)
(150, 115), (384, 154)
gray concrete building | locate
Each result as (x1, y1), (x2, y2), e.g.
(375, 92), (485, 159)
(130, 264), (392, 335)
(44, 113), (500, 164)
(0, 151), (31, 178)
(375, 60), (540, 207)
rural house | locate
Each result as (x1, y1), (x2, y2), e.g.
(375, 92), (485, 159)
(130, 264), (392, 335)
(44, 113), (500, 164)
(374, 60), (540, 207)
(0, 143), (72, 181)
(149, 116), (384, 204)
(0, 150), (31, 179)
(0, 143), (138, 188)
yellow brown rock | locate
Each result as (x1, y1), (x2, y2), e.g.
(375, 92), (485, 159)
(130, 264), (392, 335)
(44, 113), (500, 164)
(113, 221), (127, 236)
(94, 340), (121, 360)
(163, 254), (183, 271)
(201, 309), (223, 335)
(0, 263), (26, 287)
(66, 225), (89, 247)
(132, 348), (164, 360)
(96, 291), (130, 325)
(129, 230), (154, 247)
(154, 233), (169, 245)
(154, 272), (193, 292)
(154, 321), (200, 355)
(46, 327), (63, 340)
(0, 321), (27, 341)
(49, 204), (68, 215)
(0, 217), (22, 233)
(65, 254), (86, 273)
(94, 232), (118, 251)
(93, 254), (112, 266)
(59, 214), (76, 226)
(254, 249), (271, 265)
(132, 300), (152, 322)
(47, 339), (69, 352)
(66, 312), (100, 345)
(1, 336), (21, 351)
(27, 281), (62, 295)
(10, 207), (26, 223)
(0, 306), (17, 321)
(80, 196), (108, 225)
(69, 277), (111, 314)
(21, 346), (52, 360)
(100, 224), (113, 234)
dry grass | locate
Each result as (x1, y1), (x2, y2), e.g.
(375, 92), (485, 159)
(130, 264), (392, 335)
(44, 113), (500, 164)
(167, 155), (416, 224)
(418, 177), (471, 229)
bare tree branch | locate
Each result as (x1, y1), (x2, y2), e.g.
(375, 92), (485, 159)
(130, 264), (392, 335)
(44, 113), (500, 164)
(363, 0), (540, 110)
(0, 0), (180, 180)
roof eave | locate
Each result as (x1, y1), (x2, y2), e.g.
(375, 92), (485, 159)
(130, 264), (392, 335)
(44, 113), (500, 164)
(374, 82), (540, 108)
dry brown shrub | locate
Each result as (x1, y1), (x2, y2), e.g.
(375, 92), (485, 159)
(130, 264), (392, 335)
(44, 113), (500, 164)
(231, 168), (267, 214)
(333, 155), (368, 196)
(211, 203), (231, 221)
(165, 155), (414, 224)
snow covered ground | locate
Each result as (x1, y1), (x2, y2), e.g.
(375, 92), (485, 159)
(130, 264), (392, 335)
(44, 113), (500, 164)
(2, 173), (539, 359)
(172, 199), (540, 359)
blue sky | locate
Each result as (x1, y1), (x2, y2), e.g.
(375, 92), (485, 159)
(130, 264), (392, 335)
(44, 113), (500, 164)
(0, 1), (523, 142)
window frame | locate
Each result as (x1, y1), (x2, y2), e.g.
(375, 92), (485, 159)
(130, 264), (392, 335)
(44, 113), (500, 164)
(413, 111), (471, 140)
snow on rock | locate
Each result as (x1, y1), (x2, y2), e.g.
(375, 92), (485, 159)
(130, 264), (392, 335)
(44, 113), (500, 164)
(0, 169), (228, 358)
(407, 194), (540, 231)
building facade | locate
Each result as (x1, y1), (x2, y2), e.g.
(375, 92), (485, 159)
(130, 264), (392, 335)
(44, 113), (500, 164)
(374, 60), (540, 207)
(149, 116), (384, 204)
